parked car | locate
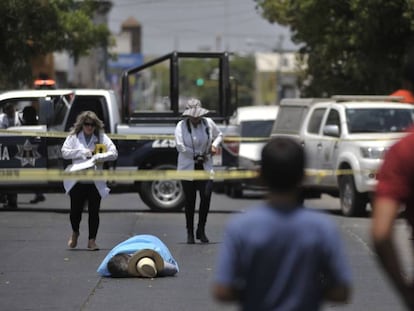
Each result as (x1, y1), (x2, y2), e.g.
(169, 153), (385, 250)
(227, 105), (279, 197)
(270, 95), (414, 216)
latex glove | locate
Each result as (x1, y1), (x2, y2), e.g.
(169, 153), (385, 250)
(92, 153), (106, 163)
(80, 149), (92, 159)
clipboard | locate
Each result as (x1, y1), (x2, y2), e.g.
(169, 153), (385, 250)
(65, 158), (96, 172)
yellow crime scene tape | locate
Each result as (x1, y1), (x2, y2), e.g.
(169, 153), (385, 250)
(0, 129), (268, 142)
(0, 129), (379, 182)
(0, 168), (375, 182)
(0, 128), (400, 142)
(307, 168), (378, 184)
(0, 169), (259, 181)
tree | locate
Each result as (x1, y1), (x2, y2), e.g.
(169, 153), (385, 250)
(255, 0), (414, 97)
(0, 0), (111, 89)
(229, 55), (255, 107)
(177, 56), (254, 110)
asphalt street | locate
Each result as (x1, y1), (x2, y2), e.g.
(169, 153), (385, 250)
(0, 192), (413, 311)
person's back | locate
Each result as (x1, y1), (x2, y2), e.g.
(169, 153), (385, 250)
(212, 137), (352, 311)
(219, 203), (349, 310)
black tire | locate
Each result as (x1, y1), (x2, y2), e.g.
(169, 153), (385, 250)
(139, 164), (185, 212)
(339, 175), (367, 217)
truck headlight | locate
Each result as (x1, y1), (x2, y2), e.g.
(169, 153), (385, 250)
(360, 147), (387, 159)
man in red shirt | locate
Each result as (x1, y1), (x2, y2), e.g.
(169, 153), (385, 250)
(372, 126), (414, 310)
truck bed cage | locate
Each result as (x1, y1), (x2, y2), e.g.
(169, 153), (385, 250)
(121, 51), (233, 124)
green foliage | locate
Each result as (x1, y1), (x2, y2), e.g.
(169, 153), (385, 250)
(178, 58), (216, 109)
(229, 55), (255, 106)
(178, 56), (254, 110)
(255, 0), (414, 96)
(0, 0), (111, 89)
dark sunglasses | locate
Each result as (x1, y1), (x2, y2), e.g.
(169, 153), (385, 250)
(83, 122), (96, 127)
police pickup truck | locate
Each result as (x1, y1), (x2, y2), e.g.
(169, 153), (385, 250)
(0, 52), (240, 211)
(271, 96), (414, 216)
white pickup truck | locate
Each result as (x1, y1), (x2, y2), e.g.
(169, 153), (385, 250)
(0, 52), (240, 211)
(271, 96), (414, 216)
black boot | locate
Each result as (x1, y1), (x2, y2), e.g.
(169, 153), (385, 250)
(187, 229), (195, 244)
(196, 226), (209, 243)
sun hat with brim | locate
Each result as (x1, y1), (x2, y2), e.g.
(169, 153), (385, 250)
(127, 249), (164, 277)
(182, 98), (209, 118)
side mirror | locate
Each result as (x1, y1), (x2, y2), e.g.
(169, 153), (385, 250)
(323, 124), (340, 137)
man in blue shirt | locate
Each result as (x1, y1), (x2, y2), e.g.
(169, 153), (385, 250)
(97, 234), (179, 278)
(212, 137), (352, 310)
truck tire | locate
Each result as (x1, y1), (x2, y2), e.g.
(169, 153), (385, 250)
(339, 175), (367, 217)
(139, 164), (185, 212)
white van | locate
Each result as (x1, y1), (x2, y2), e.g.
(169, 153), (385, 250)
(228, 105), (279, 197)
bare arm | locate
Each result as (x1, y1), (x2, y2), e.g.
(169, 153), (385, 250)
(371, 197), (414, 309)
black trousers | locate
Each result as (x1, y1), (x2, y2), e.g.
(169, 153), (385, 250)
(69, 183), (101, 240)
(181, 179), (213, 230)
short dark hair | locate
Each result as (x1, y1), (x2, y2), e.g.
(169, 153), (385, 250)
(260, 137), (305, 192)
(22, 106), (37, 125)
(107, 254), (130, 278)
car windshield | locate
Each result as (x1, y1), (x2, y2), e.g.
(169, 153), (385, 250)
(346, 108), (414, 133)
(241, 120), (274, 138)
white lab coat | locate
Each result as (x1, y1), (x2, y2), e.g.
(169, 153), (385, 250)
(175, 117), (222, 176)
(61, 131), (118, 198)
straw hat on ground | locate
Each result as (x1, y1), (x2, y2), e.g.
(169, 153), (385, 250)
(136, 257), (157, 278)
(127, 249), (164, 277)
(182, 98), (209, 118)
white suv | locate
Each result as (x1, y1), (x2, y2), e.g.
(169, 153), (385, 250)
(271, 96), (414, 216)
(228, 105), (279, 197)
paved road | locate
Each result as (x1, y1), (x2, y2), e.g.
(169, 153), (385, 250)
(0, 192), (412, 311)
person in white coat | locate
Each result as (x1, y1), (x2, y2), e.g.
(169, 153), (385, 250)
(175, 98), (223, 244)
(61, 111), (118, 250)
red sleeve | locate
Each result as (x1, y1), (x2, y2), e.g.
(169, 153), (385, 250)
(376, 132), (414, 202)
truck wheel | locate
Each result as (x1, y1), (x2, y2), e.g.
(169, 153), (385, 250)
(139, 164), (185, 212)
(339, 175), (367, 217)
